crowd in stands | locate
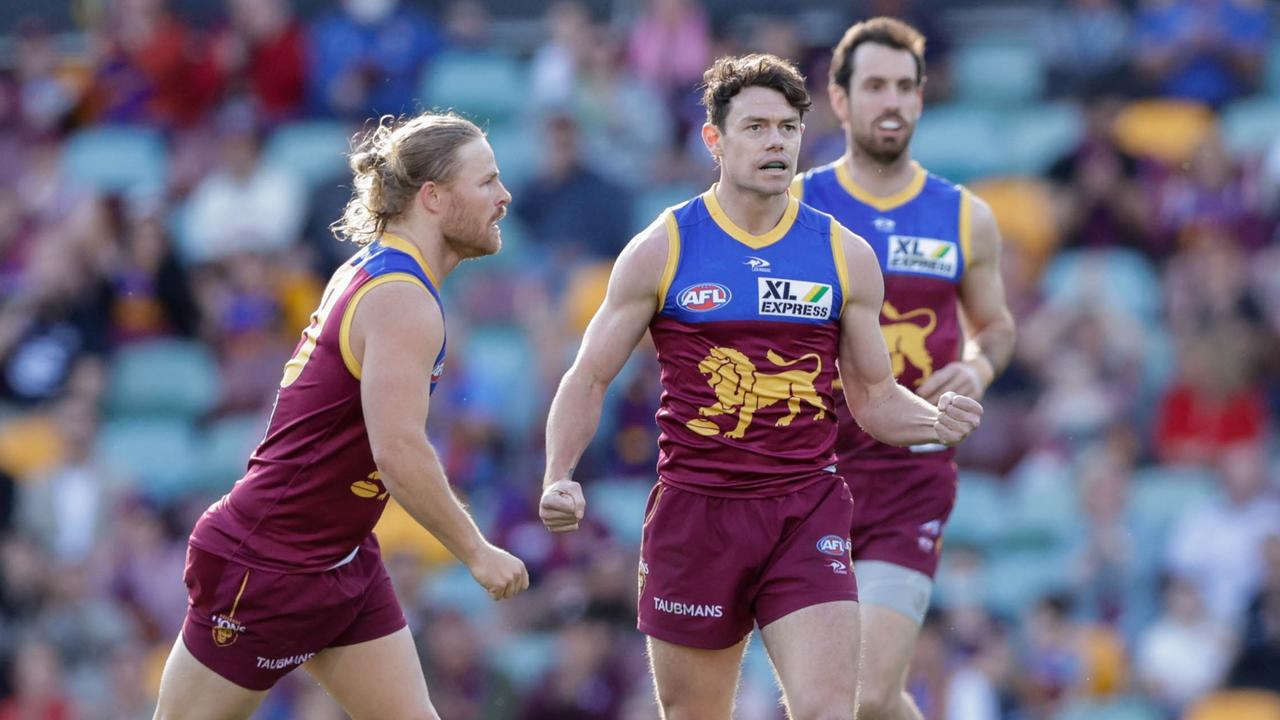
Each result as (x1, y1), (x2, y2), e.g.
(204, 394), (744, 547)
(0, 0), (1278, 718)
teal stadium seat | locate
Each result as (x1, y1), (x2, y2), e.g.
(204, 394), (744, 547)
(633, 184), (699, 235)
(911, 104), (1003, 183)
(1006, 103), (1085, 175)
(464, 326), (537, 436)
(61, 126), (168, 197)
(588, 478), (651, 546)
(1268, 42), (1280, 96)
(1222, 98), (1280, 156)
(262, 120), (354, 188)
(1008, 459), (1080, 550)
(195, 413), (267, 492)
(422, 563), (497, 620)
(982, 548), (1073, 617)
(954, 41), (1045, 106)
(105, 339), (220, 420)
(484, 122), (539, 195)
(946, 470), (1009, 549)
(96, 417), (199, 501)
(420, 51), (528, 126)
(489, 631), (556, 691)
(1055, 697), (1162, 720)
(1130, 465), (1218, 548)
(1040, 248), (1161, 322)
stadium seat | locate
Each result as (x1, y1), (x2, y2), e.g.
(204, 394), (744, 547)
(1111, 99), (1216, 166)
(1005, 103), (1085, 175)
(374, 498), (454, 567)
(911, 104), (1004, 183)
(1007, 462), (1079, 550)
(1268, 43), (1280, 96)
(194, 412), (266, 492)
(420, 51), (528, 126)
(982, 548), (1072, 617)
(954, 41), (1045, 106)
(489, 631), (556, 691)
(484, 121), (539, 194)
(633, 183), (700, 235)
(1130, 464), (1218, 547)
(464, 325), (538, 435)
(1039, 247), (1162, 323)
(1221, 98), (1280, 157)
(95, 417), (199, 501)
(947, 470), (1009, 548)
(1055, 696), (1162, 720)
(61, 126), (169, 197)
(262, 120), (354, 188)
(587, 478), (652, 546)
(1186, 690), (1280, 720)
(969, 177), (1061, 273)
(564, 261), (612, 334)
(421, 563), (496, 619)
(104, 339), (220, 421)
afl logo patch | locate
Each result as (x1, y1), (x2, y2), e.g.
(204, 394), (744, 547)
(816, 534), (851, 557)
(678, 283), (732, 312)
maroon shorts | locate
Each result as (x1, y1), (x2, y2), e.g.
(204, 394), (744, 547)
(181, 544), (407, 691)
(637, 474), (858, 650)
(846, 460), (957, 578)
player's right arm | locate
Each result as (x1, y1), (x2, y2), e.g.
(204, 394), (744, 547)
(355, 280), (528, 600)
(835, 227), (984, 447)
(540, 217), (668, 533)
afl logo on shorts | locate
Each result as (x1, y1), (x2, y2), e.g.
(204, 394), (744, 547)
(678, 283), (732, 312)
(816, 534), (851, 557)
(211, 614), (246, 647)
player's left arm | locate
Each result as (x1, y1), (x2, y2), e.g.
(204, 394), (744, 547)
(837, 227), (983, 447)
(916, 192), (1016, 404)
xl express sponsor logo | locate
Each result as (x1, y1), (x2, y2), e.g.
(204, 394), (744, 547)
(758, 278), (833, 319)
(887, 236), (958, 278)
(678, 282), (732, 312)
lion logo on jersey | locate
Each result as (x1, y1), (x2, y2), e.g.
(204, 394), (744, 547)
(686, 347), (827, 440)
(881, 302), (936, 386)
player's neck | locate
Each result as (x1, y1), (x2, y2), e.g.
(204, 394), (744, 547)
(384, 220), (459, 282)
(711, 181), (790, 236)
(842, 150), (917, 198)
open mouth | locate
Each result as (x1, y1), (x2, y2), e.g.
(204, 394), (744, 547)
(759, 160), (789, 172)
(877, 117), (905, 132)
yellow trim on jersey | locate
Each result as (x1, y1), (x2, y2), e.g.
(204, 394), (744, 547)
(702, 185), (799, 250)
(829, 217), (852, 304)
(834, 158), (927, 212)
(657, 211), (682, 312)
(228, 570), (250, 618)
(339, 272), (432, 380)
(959, 187), (973, 267)
(379, 233), (439, 287)
(789, 174), (805, 202)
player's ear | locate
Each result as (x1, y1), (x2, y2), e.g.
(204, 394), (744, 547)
(828, 83), (850, 126)
(701, 122), (723, 161)
(418, 180), (444, 215)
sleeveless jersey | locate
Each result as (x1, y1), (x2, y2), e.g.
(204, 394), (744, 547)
(649, 188), (849, 497)
(792, 160), (970, 467)
(189, 233), (446, 572)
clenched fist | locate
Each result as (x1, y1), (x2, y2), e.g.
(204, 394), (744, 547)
(540, 478), (585, 533)
(465, 544), (529, 601)
(934, 391), (983, 446)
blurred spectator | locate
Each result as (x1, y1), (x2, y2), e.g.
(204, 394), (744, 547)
(16, 396), (125, 565)
(210, 0), (308, 122)
(1152, 131), (1268, 253)
(307, 0), (444, 118)
(1166, 441), (1280, 624)
(1047, 98), (1150, 254)
(1164, 222), (1266, 336)
(103, 498), (188, 643)
(1242, 534), (1280, 648)
(530, 1), (595, 110)
(11, 18), (78, 138)
(1136, 575), (1235, 715)
(183, 105), (307, 263)
(1068, 445), (1145, 630)
(1154, 328), (1268, 465)
(0, 637), (75, 719)
(1039, 0), (1132, 98)
(1134, 0), (1269, 109)
(1022, 594), (1085, 716)
(519, 607), (631, 720)
(574, 28), (673, 188)
(946, 620), (1017, 720)
(81, 0), (219, 126)
(419, 609), (519, 719)
(0, 222), (107, 408)
(442, 0), (495, 51)
(513, 113), (632, 260)
(1226, 548), (1280, 693)
(626, 0), (712, 110)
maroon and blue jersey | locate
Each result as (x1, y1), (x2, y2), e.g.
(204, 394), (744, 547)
(649, 188), (850, 497)
(190, 234), (445, 572)
(793, 160), (970, 467)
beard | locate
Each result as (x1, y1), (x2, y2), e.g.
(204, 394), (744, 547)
(442, 202), (502, 260)
(851, 120), (914, 166)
